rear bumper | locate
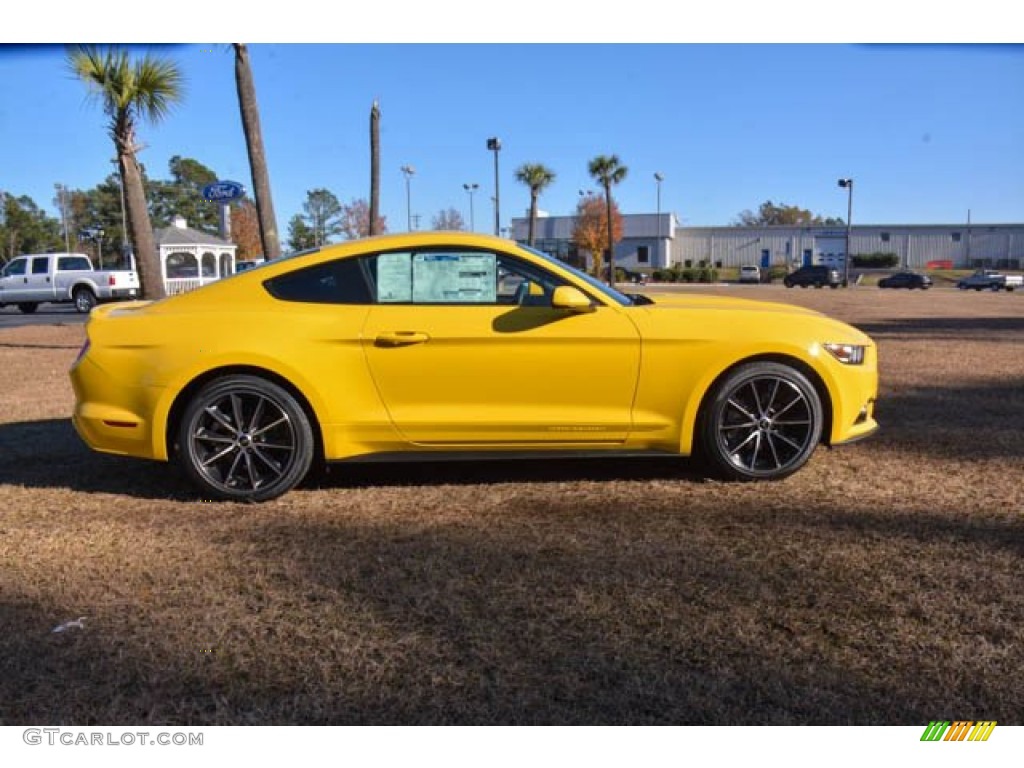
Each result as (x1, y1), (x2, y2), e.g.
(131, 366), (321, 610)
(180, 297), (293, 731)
(70, 356), (162, 460)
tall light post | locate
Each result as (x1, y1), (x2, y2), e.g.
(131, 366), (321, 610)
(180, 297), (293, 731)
(462, 183), (479, 232)
(401, 165), (416, 231)
(654, 172), (664, 266)
(838, 178), (853, 287)
(487, 137), (501, 236)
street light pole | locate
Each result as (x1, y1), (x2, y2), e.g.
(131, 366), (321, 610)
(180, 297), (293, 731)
(487, 137), (501, 236)
(654, 172), (664, 266)
(838, 178), (853, 287)
(463, 183), (479, 232)
(401, 165), (415, 231)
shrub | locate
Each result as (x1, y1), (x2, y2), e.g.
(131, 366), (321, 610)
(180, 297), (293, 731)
(653, 268), (674, 282)
(697, 268), (719, 283)
(852, 252), (899, 268)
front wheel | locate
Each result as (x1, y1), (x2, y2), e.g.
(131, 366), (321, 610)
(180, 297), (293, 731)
(73, 287), (97, 313)
(696, 362), (824, 481)
(177, 375), (315, 502)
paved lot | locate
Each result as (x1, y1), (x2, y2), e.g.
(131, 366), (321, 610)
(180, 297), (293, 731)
(0, 306), (85, 328)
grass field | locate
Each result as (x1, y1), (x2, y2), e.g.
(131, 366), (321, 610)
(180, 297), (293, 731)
(1, 286), (1022, 725)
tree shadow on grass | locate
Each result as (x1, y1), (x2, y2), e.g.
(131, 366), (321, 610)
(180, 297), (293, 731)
(855, 315), (1024, 339)
(2, 498), (1022, 725)
(874, 380), (1024, 460)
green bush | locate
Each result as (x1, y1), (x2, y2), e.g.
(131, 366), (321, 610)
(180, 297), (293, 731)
(852, 252), (899, 268)
(652, 268), (675, 282)
(766, 266), (788, 283)
(697, 268), (719, 283)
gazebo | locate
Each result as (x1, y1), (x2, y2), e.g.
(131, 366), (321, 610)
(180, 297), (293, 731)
(154, 215), (238, 295)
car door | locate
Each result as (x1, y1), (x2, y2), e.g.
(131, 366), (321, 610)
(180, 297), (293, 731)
(359, 247), (642, 446)
(24, 255), (55, 302)
(0, 257), (30, 304)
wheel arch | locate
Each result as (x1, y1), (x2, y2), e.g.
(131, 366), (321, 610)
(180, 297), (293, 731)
(163, 365), (325, 465)
(690, 353), (835, 452)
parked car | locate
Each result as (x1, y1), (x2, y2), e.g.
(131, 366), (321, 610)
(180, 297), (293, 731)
(738, 265), (761, 284)
(956, 269), (1023, 292)
(783, 264), (842, 289)
(878, 271), (933, 289)
(0, 252), (139, 313)
(71, 232), (878, 502)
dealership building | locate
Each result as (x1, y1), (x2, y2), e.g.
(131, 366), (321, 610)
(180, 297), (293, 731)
(509, 214), (1024, 272)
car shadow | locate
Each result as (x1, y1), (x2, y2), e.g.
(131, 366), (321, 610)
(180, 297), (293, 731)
(0, 418), (708, 500)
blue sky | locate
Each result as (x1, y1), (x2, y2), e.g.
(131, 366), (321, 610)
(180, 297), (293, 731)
(2, 41), (1022, 235)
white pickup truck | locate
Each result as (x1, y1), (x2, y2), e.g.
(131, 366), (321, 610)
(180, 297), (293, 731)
(956, 269), (1024, 292)
(0, 252), (140, 313)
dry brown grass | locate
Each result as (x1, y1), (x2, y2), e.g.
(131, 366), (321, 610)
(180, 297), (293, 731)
(1, 288), (1022, 725)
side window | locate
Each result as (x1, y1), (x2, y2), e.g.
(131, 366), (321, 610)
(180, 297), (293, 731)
(372, 249), (566, 306)
(31, 257), (50, 275)
(3, 259), (27, 277)
(263, 257), (373, 304)
(57, 256), (91, 271)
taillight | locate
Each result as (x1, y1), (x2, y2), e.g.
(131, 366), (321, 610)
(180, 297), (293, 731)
(109, 275), (116, 286)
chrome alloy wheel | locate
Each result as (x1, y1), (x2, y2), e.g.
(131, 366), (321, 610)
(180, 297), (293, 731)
(700, 362), (823, 481)
(179, 376), (314, 501)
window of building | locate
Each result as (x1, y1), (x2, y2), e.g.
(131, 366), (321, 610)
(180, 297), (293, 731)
(951, 232), (962, 242)
(881, 232), (890, 243)
(637, 245), (649, 263)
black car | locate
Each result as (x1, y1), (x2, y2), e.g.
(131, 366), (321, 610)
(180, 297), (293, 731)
(783, 265), (841, 289)
(878, 271), (932, 289)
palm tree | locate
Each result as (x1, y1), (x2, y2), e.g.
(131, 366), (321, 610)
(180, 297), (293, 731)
(233, 44), (281, 259)
(514, 163), (556, 247)
(369, 101), (381, 236)
(68, 46), (183, 300)
(588, 155), (628, 287)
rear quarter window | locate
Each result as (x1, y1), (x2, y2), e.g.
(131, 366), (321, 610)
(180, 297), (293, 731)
(263, 258), (373, 304)
(57, 256), (92, 271)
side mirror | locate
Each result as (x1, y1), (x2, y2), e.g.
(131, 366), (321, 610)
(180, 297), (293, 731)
(551, 286), (595, 313)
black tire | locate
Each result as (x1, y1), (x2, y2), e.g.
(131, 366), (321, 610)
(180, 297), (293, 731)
(784, 279), (794, 288)
(696, 361), (824, 481)
(177, 375), (315, 502)
(17, 303), (39, 314)
(73, 287), (98, 314)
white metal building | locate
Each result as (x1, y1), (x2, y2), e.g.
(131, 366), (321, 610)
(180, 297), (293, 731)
(510, 215), (1024, 271)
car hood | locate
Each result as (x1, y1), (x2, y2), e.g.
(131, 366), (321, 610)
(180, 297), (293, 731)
(634, 292), (872, 345)
(642, 292), (824, 316)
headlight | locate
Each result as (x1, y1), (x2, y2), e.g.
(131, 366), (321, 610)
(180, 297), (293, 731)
(824, 342), (866, 365)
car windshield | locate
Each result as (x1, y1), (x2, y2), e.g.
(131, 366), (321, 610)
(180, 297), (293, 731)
(517, 244), (633, 306)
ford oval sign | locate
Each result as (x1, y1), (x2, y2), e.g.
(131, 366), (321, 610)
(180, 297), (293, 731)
(201, 180), (246, 203)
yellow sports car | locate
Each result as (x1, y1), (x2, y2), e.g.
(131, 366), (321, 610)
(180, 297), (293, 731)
(70, 232), (878, 501)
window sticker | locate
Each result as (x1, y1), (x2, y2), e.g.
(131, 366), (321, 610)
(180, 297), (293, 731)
(377, 252), (413, 303)
(411, 252), (496, 303)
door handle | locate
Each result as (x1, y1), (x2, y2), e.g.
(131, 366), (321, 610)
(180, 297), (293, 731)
(375, 331), (430, 347)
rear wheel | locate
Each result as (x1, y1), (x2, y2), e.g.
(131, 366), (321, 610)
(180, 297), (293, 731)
(697, 362), (823, 481)
(73, 287), (97, 313)
(177, 375), (315, 502)
(17, 303), (38, 314)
